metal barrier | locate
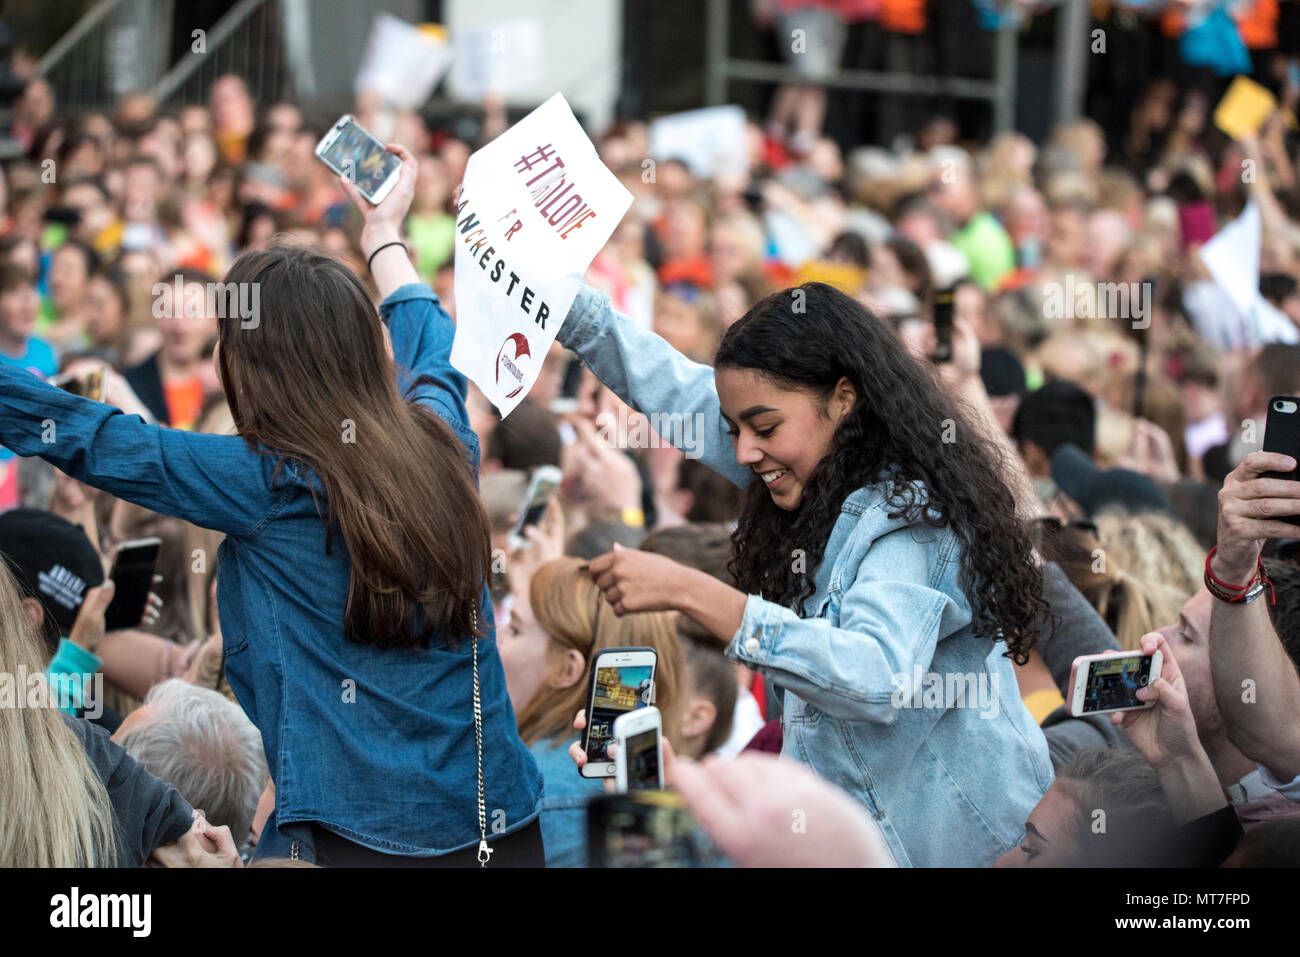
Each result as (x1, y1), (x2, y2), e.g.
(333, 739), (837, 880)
(151, 0), (288, 108)
(35, 0), (285, 114)
(36, 0), (174, 112)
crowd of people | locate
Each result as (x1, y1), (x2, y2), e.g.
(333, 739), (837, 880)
(3, 29), (1300, 868)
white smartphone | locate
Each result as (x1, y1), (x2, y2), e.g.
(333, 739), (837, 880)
(581, 646), (657, 778)
(613, 706), (664, 793)
(1068, 650), (1163, 716)
(507, 465), (563, 551)
(314, 114), (402, 205)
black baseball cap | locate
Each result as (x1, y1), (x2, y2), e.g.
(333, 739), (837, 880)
(1050, 443), (1173, 517)
(0, 509), (104, 651)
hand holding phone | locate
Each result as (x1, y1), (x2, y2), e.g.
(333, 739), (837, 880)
(1068, 649), (1163, 717)
(613, 706), (664, 792)
(508, 465), (563, 552)
(315, 115), (404, 205)
(104, 538), (162, 631)
(577, 646), (658, 778)
(1262, 395), (1300, 527)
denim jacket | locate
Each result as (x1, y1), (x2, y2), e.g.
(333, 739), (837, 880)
(557, 284), (1053, 867)
(0, 284), (543, 861)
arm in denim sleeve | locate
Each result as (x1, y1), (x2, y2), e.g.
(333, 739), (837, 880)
(379, 283), (480, 471)
(557, 284), (753, 488)
(725, 525), (969, 723)
(0, 365), (271, 536)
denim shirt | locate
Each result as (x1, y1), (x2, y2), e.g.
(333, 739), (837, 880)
(557, 284), (1053, 867)
(0, 284), (543, 860)
(530, 735), (605, 868)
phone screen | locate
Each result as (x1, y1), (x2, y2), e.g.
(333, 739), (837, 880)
(104, 542), (161, 631)
(624, 727), (661, 790)
(586, 791), (722, 868)
(930, 286), (955, 364)
(586, 662), (654, 763)
(319, 119), (400, 200)
(1082, 654), (1155, 713)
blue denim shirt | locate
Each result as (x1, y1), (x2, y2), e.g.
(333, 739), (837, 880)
(0, 284), (543, 860)
(530, 735), (605, 868)
(557, 284), (1053, 867)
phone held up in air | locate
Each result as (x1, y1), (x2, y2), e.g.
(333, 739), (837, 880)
(1067, 650), (1164, 717)
(314, 114), (403, 205)
(1262, 395), (1300, 526)
(507, 465), (563, 551)
(50, 366), (106, 403)
(580, 646), (657, 778)
(103, 537), (162, 632)
(930, 285), (955, 364)
(613, 705), (664, 793)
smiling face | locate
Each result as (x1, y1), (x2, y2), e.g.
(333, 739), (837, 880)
(715, 366), (856, 510)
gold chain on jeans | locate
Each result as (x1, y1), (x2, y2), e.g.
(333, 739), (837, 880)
(472, 604), (492, 866)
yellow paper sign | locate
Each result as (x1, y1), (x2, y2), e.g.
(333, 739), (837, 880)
(1214, 75), (1278, 141)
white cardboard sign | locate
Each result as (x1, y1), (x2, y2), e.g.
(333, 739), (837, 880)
(450, 93), (632, 417)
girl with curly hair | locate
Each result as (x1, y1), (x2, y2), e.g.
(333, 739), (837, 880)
(563, 280), (1054, 866)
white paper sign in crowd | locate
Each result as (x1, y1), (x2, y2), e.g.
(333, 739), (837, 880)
(450, 92), (632, 417)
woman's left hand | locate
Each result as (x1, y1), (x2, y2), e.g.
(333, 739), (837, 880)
(587, 543), (686, 615)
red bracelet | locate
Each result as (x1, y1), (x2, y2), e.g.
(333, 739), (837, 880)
(1205, 546), (1276, 605)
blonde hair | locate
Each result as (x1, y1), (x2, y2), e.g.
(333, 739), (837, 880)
(1042, 522), (1184, 652)
(515, 557), (684, 748)
(1093, 509), (1205, 605)
(0, 562), (117, 866)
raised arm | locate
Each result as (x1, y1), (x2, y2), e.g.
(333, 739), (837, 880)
(1208, 451), (1300, 781)
(342, 145), (475, 450)
(558, 283), (752, 488)
(0, 365), (272, 536)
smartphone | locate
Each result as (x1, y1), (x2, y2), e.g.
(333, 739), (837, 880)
(549, 354), (584, 416)
(586, 790), (722, 868)
(507, 465), (562, 551)
(1068, 650), (1163, 717)
(1263, 395), (1300, 526)
(50, 366), (106, 403)
(314, 114), (402, 205)
(930, 285), (955, 364)
(103, 538), (162, 631)
(613, 706), (663, 793)
(581, 646), (657, 778)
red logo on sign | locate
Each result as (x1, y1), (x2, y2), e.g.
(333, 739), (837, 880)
(496, 332), (531, 399)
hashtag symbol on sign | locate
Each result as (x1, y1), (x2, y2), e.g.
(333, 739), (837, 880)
(514, 144), (556, 173)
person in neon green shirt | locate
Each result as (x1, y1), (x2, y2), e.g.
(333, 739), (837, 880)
(929, 150), (1016, 292)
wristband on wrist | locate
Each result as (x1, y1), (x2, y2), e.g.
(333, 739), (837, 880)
(367, 240), (407, 273)
(1204, 546), (1275, 606)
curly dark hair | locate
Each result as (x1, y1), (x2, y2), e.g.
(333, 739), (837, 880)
(716, 283), (1047, 663)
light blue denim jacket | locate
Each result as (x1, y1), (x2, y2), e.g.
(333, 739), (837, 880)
(557, 284), (1053, 867)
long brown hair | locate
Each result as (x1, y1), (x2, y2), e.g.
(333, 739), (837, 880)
(515, 558), (683, 747)
(217, 245), (491, 648)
